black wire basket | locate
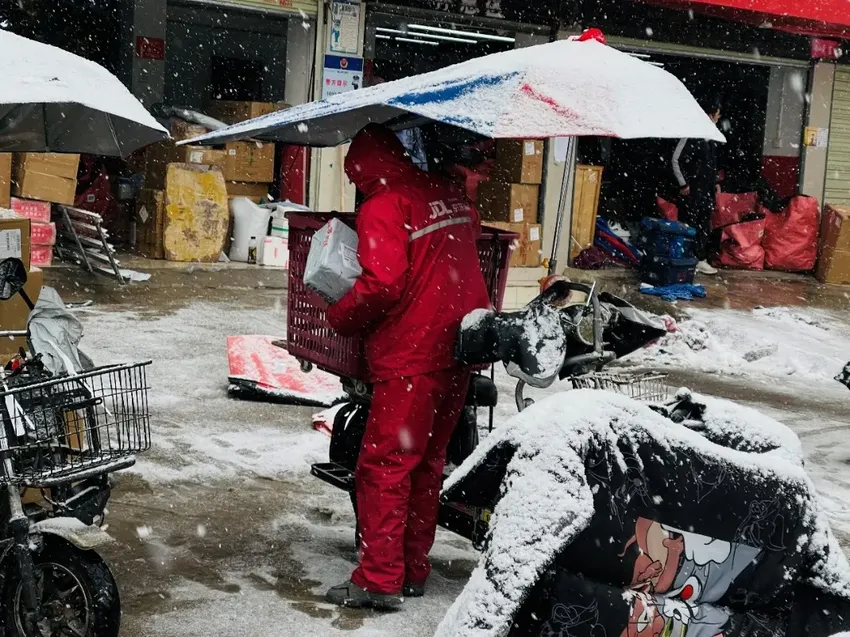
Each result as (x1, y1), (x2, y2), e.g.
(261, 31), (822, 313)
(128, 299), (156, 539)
(0, 362), (152, 487)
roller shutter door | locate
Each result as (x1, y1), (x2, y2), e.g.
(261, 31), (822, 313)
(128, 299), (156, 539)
(825, 68), (850, 206)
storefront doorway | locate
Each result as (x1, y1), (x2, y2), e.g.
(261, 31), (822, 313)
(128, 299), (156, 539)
(165, 0), (292, 110)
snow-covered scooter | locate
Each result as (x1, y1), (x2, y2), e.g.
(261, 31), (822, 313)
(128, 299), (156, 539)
(0, 257), (151, 637)
(311, 278), (667, 547)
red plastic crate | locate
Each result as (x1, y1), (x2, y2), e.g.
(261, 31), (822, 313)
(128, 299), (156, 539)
(286, 212), (518, 380)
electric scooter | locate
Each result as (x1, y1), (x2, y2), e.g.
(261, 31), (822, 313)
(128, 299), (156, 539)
(311, 279), (668, 547)
(0, 257), (151, 636)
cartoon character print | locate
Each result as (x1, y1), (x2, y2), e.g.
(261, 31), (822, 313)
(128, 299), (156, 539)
(542, 601), (607, 637)
(735, 497), (787, 551)
(587, 453), (654, 528)
(619, 517), (762, 637)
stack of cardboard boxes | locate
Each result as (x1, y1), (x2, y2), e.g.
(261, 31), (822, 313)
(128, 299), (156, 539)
(134, 100), (286, 261)
(478, 140), (544, 268)
(0, 152), (78, 268)
(0, 211), (44, 360)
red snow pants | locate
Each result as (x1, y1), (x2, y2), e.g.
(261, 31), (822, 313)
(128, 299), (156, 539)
(351, 367), (470, 594)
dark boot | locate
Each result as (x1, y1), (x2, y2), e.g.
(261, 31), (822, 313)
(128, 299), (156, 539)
(326, 580), (402, 610)
(402, 582), (425, 598)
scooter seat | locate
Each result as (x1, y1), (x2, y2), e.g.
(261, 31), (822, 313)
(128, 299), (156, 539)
(467, 374), (498, 408)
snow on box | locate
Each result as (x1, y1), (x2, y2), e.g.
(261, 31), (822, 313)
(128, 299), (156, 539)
(436, 389), (850, 637)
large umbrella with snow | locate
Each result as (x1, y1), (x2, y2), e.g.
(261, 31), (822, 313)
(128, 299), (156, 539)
(0, 30), (168, 156)
(185, 32), (723, 273)
(184, 36), (725, 147)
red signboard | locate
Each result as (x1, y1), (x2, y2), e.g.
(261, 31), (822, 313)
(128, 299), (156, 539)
(812, 38), (841, 60)
(135, 36), (165, 61)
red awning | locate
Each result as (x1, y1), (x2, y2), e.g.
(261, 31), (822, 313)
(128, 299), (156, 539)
(645, 0), (850, 40)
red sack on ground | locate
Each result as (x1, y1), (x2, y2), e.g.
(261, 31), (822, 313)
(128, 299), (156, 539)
(762, 195), (819, 272)
(656, 197), (678, 222)
(717, 217), (765, 270)
(713, 192), (758, 229)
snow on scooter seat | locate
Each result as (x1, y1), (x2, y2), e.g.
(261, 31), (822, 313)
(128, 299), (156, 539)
(226, 335), (345, 407)
(435, 389), (850, 637)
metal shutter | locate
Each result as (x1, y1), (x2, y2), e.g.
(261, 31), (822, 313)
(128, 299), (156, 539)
(826, 68), (850, 206)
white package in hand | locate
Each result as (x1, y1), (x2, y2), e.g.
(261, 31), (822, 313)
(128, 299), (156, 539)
(304, 218), (362, 302)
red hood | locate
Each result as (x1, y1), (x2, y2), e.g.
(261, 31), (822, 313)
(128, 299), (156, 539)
(345, 125), (416, 197)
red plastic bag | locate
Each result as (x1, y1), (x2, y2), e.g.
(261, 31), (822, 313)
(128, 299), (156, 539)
(717, 217), (765, 270)
(656, 197), (678, 222)
(762, 195), (819, 272)
(713, 192), (758, 229)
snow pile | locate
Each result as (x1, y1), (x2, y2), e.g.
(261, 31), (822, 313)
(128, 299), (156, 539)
(436, 389), (850, 637)
(633, 307), (850, 383)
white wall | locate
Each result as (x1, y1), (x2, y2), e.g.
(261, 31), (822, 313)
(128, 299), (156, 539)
(763, 66), (806, 158)
(311, 1), (366, 212)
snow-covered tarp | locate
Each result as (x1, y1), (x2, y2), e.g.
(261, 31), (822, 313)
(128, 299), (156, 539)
(436, 389), (850, 637)
(183, 40), (725, 148)
(0, 29), (167, 155)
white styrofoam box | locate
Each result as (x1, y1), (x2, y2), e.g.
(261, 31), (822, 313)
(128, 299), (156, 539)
(259, 236), (288, 268)
(303, 218), (361, 302)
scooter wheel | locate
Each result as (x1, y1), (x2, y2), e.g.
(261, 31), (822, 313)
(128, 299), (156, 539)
(3, 536), (121, 637)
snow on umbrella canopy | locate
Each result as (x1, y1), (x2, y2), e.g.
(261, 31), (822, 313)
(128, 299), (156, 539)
(0, 29), (168, 156)
(184, 37), (726, 148)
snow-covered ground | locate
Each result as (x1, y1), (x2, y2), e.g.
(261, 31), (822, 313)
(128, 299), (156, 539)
(71, 297), (850, 636)
(631, 306), (850, 390)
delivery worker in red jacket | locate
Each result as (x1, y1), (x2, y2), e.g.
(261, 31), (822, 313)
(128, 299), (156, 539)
(326, 124), (491, 609)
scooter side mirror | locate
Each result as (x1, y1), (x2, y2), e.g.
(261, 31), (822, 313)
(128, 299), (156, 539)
(0, 258), (26, 301)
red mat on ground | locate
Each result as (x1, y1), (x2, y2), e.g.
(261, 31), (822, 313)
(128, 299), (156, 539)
(227, 335), (345, 407)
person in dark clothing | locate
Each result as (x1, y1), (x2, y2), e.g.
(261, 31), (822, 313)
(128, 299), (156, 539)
(672, 97), (722, 275)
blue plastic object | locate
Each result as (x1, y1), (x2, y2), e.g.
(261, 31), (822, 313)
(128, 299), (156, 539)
(636, 217), (697, 260)
(640, 256), (698, 287)
(641, 283), (707, 302)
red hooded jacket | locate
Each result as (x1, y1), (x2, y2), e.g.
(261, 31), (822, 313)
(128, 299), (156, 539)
(327, 126), (491, 382)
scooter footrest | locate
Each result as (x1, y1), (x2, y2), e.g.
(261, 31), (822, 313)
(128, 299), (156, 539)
(311, 462), (355, 492)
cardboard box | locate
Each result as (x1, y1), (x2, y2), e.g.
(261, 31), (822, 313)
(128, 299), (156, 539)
(226, 181), (270, 203)
(0, 153), (11, 209)
(12, 169), (76, 206)
(494, 140), (544, 185)
(485, 222), (542, 267)
(224, 142), (275, 183)
(816, 205), (850, 284)
(0, 213), (31, 270)
(180, 146), (228, 172)
(208, 101), (288, 124)
(30, 245), (53, 267)
(163, 164), (229, 262)
(15, 153), (80, 179)
(0, 265), (43, 358)
(141, 143), (226, 190)
(31, 222), (56, 246)
(135, 189), (166, 259)
(10, 197), (51, 223)
(570, 165), (604, 260)
(478, 182), (539, 224)
(170, 120), (209, 142)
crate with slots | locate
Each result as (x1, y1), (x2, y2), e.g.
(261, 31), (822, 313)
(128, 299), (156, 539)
(286, 212), (517, 380)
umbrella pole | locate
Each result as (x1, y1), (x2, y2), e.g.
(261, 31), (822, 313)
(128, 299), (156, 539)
(548, 137), (577, 276)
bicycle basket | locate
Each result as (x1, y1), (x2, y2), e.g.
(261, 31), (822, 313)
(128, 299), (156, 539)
(569, 372), (669, 403)
(0, 361), (152, 486)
